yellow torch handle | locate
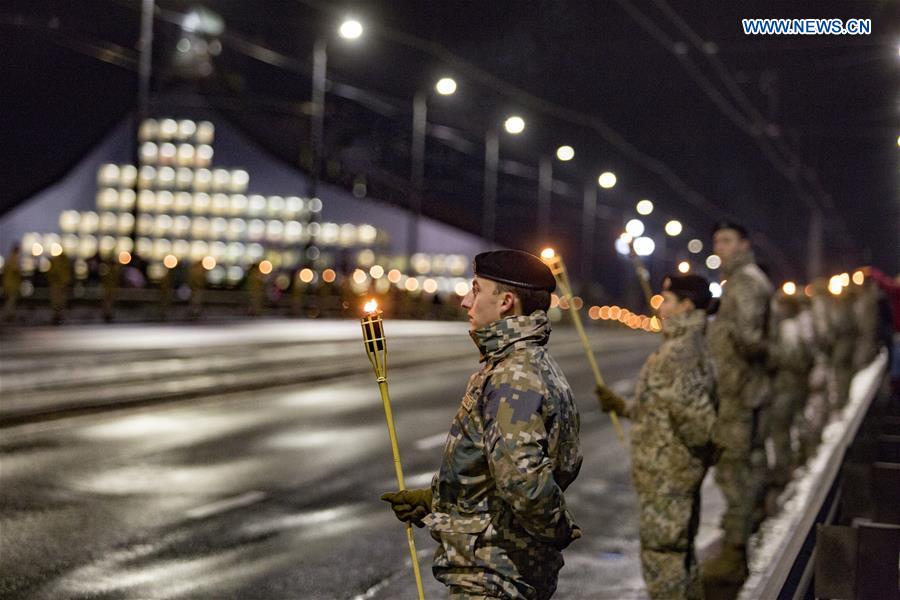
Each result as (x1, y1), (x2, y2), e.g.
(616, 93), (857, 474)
(628, 247), (656, 314)
(554, 267), (626, 445)
(377, 379), (426, 600)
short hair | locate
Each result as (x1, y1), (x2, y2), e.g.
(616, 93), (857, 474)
(711, 220), (748, 239)
(494, 282), (552, 315)
(664, 274), (713, 311)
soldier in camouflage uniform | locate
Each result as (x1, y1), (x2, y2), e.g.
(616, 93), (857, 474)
(830, 287), (858, 407)
(767, 290), (813, 487)
(596, 274), (718, 599)
(383, 250), (582, 599)
(703, 221), (773, 585)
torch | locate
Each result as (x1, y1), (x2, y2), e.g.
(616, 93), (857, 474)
(540, 249), (626, 444)
(361, 299), (426, 600)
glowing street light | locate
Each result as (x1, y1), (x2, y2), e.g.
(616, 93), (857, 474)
(678, 261), (690, 273)
(625, 218), (645, 237)
(852, 270), (865, 285)
(636, 199), (654, 215)
(687, 238), (703, 254)
(504, 115), (525, 134)
(435, 77), (457, 96)
(338, 19), (364, 40)
(633, 236), (655, 256)
(782, 281), (797, 295)
(597, 171), (617, 189)
(665, 220), (683, 236)
(705, 255), (721, 270)
(556, 145), (574, 161)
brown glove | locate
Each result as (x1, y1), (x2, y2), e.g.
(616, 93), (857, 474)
(380, 488), (432, 528)
(594, 384), (626, 415)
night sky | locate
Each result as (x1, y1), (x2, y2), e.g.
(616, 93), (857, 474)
(2, 0), (898, 286)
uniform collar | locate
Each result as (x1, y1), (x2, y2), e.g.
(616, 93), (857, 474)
(722, 249), (756, 278)
(470, 311), (550, 362)
(662, 308), (707, 339)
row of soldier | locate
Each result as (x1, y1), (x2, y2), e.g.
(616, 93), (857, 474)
(381, 222), (891, 599)
(0, 244), (461, 324)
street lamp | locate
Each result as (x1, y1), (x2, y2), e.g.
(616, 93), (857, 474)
(625, 219), (645, 237)
(597, 171), (617, 189)
(409, 77), (457, 258)
(664, 220), (683, 236)
(556, 145), (574, 161)
(504, 115), (525, 134)
(636, 199), (654, 215)
(688, 238), (703, 254)
(309, 19), (364, 199)
(633, 236), (655, 257)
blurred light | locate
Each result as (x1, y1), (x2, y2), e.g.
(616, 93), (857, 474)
(588, 306), (600, 320)
(665, 220), (683, 236)
(633, 236), (655, 256)
(688, 238), (703, 254)
(202, 256), (216, 270)
(405, 277), (420, 292)
(677, 260), (690, 273)
(369, 265), (385, 279)
(339, 19), (363, 40)
(259, 260), (273, 275)
(609, 306), (621, 320)
(298, 268), (314, 283)
(706, 255), (721, 270)
(852, 270), (865, 285)
(388, 269), (402, 284)
(435, 77), (457, 95)
(118, 251), (132, 265)
(322, 269), (337, 283)
(625, 219), (645, 237)
(455, 281), (469, 296)
(709, 282), (722, 298)
(615, 237), (631, 256)
(31, 243), (43, 256)
(556, 145), (574, 161)
(423, 279), (438, 294)
(163, 254), (178, 269)
(650, 294), (664, 310)
(50, 243), (63, 257)
(804, 284), (813, 297)
(597, 171), (617, 189)
(352, 269), (367, 284)
(782, 281), (797, 295)
(572, 296), (584, 310)
(828, 277), (843, 295)
(636, 199), (654, 215)
(839, 272), (850, 287)
(650, 316), (661, 332)
(504, 115), (525, 134)
(550, 294), (560, 309)
(364, 299), (378, 313)
(541, 247), (556, 260)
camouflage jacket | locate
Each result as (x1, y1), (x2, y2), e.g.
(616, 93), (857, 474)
(627, 309), (718, 495)
(707, 249), (773, 413)
(424, 311), (582, 596)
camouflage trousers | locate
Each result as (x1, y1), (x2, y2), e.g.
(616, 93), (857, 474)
(714, 405), (768, 547)
(770, 376), (807, 486)
(433, 512), (563, 600)
(637, 489), (704, 599)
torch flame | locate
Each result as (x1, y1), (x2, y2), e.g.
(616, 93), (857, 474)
(540, 247), (556, 260)
(364, 299), (378, 313)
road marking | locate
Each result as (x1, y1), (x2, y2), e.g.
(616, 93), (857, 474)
(414, 432), (446, 451)
(185, 490), (267, 519)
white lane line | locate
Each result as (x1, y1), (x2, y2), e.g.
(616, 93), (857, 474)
(185, 490), (268, 520)
(414, 432), (447, 451)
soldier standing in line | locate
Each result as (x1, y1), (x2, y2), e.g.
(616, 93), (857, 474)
(2, 243), (22, 322)
(702, 221), (773, 587)
(595, 274), (718, 600)
(767, 290), (813, 488)
(382, 250), (582, 600)
(47, 249), (73, 325)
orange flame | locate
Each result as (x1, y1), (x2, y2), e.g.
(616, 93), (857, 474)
(540, 247), (556, 260)
(364, 299), (378, 313)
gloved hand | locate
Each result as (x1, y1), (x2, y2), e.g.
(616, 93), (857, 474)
(381, 488), (432, 528)
(594, 384), (626, 415)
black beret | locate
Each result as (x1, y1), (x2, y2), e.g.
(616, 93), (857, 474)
(711, 220), (748, 239)
(474, 250), (556, 293)
(664, 274), (712, 310)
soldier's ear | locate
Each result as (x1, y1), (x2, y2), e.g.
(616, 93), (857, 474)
(499, 290), (517, 315)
